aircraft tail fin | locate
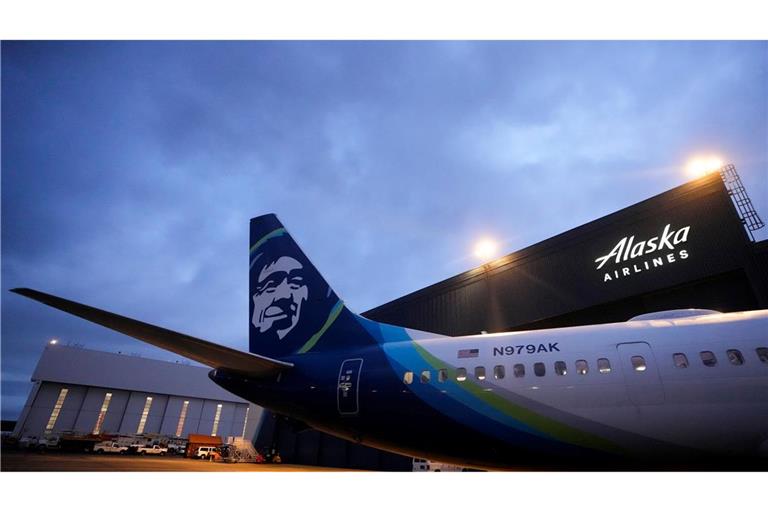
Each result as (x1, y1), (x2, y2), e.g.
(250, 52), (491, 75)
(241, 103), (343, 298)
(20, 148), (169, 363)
(248, 214), (379, 358)
(13, 214), (421, 368)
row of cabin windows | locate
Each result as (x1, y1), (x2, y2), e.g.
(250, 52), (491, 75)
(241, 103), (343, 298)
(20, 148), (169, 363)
(402, 357), (617, 384)
(401, 348), (768, 384)
(674, 347), (768, 368)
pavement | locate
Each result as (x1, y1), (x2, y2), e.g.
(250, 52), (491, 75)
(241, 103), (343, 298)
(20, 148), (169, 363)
(1, 451), (355, 471)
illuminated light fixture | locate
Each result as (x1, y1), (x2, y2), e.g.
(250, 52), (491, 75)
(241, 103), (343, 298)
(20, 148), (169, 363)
(211, 404), (223, 436)
(685, 156), (724, 179)
(136, 396), (153, 434)
(241, 407), (250, 437)
(474, 238), (498, 262)
(175, 400), (189, 437)
(49, 339), (58, 345)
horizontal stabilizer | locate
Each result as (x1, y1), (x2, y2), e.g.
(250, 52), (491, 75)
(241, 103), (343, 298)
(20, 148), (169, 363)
(11, 288), (293, 378)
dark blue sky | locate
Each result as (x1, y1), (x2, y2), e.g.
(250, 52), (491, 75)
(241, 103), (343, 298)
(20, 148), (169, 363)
(2, 41), (767, 419)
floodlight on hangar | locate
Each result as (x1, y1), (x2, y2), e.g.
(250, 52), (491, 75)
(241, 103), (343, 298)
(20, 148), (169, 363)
(685, 156), (724, 179)
(474, 238), (498, 262)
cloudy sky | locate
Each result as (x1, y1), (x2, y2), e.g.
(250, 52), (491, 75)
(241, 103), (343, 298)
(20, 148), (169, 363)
(2, 41), (766, 420)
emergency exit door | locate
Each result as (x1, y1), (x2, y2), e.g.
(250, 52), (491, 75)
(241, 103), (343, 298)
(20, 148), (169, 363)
(337, 358), (363, 415)
(616, 342), (665, 405)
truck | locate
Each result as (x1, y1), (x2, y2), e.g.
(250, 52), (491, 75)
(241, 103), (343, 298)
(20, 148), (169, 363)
(94, 441), (128, 454)
(412, 458), (466, 472)
(134, 444), (168, 456)
(34, 435), (61, 452)
(194, 446), (219, 460)
(166, 441), (187, 455)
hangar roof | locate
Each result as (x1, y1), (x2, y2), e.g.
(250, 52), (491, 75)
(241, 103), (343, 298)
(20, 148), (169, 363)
(31, 344), (247, 403)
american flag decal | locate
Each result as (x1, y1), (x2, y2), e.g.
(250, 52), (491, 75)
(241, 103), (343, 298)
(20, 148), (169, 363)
(458, 348), (479, 358)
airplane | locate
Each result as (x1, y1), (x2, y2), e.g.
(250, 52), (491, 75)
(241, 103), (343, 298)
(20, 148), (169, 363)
(11, 213), (768, 470)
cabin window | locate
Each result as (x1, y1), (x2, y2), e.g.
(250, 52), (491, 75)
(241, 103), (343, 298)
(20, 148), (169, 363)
(700, 351), (717, 367)
(403, 371), (414, 384)
(494, 365), (505, 379)
(575, 360), (588, 375)
(438, 369), (448, 383)
(456, 368), (467, 382)
(420, 370), (431, 384)
(534, 362), (546, 377)
(631, 356), (647, 372)
(726, 350), (744, 366)
(673, 353), (689, 368)
(597, 358), (611, 374)
(513, 364), (525, 378)
(554, 361), (567, 376)
(757, 347), (768, 364)
(475, 366), (486, 381)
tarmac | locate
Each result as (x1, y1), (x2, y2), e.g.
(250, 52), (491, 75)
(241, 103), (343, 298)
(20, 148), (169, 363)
(1, 451), (356, 471)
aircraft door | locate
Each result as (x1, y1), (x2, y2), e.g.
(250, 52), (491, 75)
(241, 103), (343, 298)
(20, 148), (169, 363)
(337, 358), (363, 415)
(616, 342), (665, 405)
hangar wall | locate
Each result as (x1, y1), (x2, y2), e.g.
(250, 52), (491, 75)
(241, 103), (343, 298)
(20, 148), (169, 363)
(13, 344), (263, 440)
(364, 173), (768, 334)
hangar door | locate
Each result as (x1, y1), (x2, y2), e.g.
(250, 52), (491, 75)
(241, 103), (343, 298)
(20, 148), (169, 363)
(616, 342), (664, 405)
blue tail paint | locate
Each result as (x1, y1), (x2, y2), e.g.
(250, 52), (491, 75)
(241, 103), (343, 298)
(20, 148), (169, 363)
(249, 214), (377, 358)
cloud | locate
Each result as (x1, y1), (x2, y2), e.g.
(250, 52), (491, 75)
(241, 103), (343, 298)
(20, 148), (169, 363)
(2, 41), (766, 420)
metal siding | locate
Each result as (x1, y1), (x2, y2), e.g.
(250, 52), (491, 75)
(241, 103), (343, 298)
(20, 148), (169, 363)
(14, 382), (67, 437)
(365, 174), (763, 334)
(11, 381), (41, 437)
(243, 405), (264, 440)
(100, 390), (130, 434)
(52, 385), (87, 433)
(231, 404), (248, 437)
(142, 395), (168, 434)
(220, 403), (238, 438)
(183, 399), (205, 436)
(196, 400), (218, 436)
(160, 397), (187, 435)
(73, 387), (109, 433)
(120, 393), (153, 433)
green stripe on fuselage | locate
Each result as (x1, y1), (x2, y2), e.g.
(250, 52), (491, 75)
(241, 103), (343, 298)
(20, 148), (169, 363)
(411, 342), (624, 455)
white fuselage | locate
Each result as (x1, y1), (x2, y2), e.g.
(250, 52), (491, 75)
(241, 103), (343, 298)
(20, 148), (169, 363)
(404, 310), (768, 457)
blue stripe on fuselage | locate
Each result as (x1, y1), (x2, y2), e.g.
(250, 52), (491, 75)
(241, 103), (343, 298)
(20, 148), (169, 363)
(356, 316), (599, 457)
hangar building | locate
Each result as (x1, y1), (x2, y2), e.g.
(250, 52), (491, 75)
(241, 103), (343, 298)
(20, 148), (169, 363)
(12, 343), (263, 441)
(259, 167), (768, 469)
(365, 167), (768, 333)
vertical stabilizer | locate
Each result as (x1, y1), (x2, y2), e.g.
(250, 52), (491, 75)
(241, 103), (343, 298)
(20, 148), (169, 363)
(249, 214), (369, 357)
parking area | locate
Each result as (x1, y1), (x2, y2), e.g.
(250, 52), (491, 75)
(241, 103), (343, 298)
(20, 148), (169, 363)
(1, 451), (353, 472)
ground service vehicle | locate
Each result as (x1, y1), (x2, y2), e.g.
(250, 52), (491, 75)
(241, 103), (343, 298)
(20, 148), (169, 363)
(135, 444), (167, 455)
(412, 458), (464, 471)
(94, 441), (128, 454)
(195, 446), (218, 460)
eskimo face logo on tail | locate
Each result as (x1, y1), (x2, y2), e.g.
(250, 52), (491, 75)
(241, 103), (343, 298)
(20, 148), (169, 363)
(251, 255), (309, 340)
(249, 217), (346, 356)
